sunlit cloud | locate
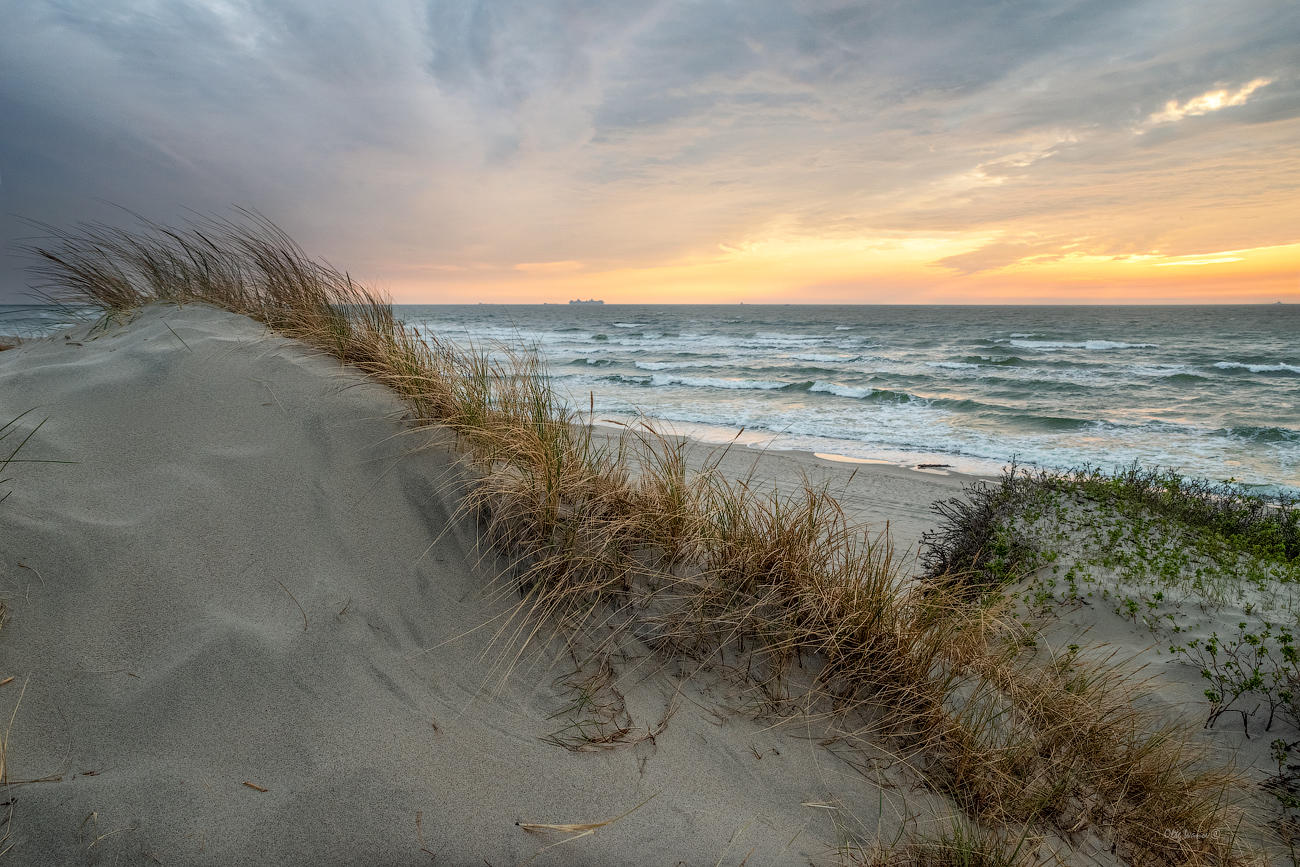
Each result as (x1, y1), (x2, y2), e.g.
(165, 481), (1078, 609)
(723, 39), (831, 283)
(1147, 78), (1274, 125)
(514, 260), (585, 273)
(952, 135), (1079, 191)
(1151, 257), (1243, 266)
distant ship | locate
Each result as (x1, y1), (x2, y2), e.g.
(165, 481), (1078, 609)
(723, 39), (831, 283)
(569, 299), (604, 305)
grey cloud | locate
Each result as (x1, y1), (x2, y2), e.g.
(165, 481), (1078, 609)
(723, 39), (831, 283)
(2, 0), (1297, 300)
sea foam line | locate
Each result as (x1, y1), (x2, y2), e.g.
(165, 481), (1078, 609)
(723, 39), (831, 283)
(1214, 361), (1300, 374)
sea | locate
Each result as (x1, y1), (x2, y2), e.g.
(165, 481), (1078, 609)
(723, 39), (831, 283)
(5, 303), (1298, 493)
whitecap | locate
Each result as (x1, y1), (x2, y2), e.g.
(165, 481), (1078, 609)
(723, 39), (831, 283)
(1086, 340), (1158, 350)
(794, 353), (862, 363)
(1009, 339), (1158, 351)
(810, 381), (874, 399)
(753, 332), (822, 343)
(635, 361), (708, 371)
(1130, 365), (1204, 378)
(1214, 361), (1300, 374)
(650, 374), (791, 391)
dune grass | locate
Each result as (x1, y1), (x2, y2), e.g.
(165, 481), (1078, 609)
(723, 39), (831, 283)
(22, 213), (1258, 866)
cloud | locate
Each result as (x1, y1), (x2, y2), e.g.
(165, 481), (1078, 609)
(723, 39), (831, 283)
(514, 260), (584, 273)
(1150, 256), (1243, 266)
(1, 0), (1298, 301)
(936, 239), (1067, 275)
(1147, 77), (1274, 125)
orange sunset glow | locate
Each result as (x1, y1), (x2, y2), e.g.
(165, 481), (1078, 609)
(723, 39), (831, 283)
(2, 2), (1297, 304)
(383, 240), (1300, 305)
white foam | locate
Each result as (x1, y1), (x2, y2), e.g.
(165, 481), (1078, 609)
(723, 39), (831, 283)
(1009, 339), (1159, 351)
(635, 361), (708, 371)
(794, 353), (861, 363)
(754, 332), (822, 343)
(926, 361), (981, 370)
(650, 374), (791, 391)
(810, 381), (874, 399)
(1215, 361), (1300, 374)
(834, 325), (854, 331)
(1132, 364), (1204, 378)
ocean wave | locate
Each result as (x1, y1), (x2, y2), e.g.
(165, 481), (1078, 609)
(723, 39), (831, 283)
(1217, 425), (1300, 444)
(755, 332), (822, 342)
(925, 406), (1095, 431)
(794, 353), (862, 363)
(649, 374), (795, 391)
(1006, 339), (1159, 351)
(1213, 361), (1300, 375)
(635, 360), (708, 371)
(960, 355), (1025, 366)
(810, 381), (873, 399)
(809, 381), (915, 402)
(404, 306), (1297, 490)
(1012, 415), (1094, 432)
(1131, 365), (1207, 379)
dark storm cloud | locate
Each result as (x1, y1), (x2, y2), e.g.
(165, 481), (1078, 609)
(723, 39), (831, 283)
(2, 0), (1297, 300)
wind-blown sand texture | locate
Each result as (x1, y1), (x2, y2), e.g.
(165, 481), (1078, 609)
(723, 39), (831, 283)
(0, 305), (981, 865)
(0, 303), (1286, 865)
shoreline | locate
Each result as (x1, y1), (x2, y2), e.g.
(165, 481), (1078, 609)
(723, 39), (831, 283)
(587, 419), (989, 557)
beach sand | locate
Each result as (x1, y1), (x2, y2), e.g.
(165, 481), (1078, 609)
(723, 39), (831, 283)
(0, 304), (1279, 864)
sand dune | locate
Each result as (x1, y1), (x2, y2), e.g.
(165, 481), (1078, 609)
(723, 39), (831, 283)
(1, 303), (1286, 865)
(0, 304), (973, 865)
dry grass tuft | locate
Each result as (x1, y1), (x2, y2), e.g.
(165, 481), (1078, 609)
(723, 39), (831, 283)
(25, 213), (1256, 866)
(853, 819), (1040, 867)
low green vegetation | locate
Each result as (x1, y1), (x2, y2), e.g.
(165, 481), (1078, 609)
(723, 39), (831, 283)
(21, 212), (1263, 866)
(924, 462), (1300, 845)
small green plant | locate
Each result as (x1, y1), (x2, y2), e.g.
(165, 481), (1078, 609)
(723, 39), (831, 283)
(1171, 622), (1300, 736)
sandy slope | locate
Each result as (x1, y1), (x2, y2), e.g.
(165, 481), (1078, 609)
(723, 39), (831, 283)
(0, 304), (974, 866)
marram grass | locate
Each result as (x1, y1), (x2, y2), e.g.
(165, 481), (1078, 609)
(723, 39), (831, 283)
(23, 213), (1258, 866)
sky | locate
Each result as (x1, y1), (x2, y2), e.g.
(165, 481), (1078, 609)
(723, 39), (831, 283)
(1, 0), (1297, 304)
